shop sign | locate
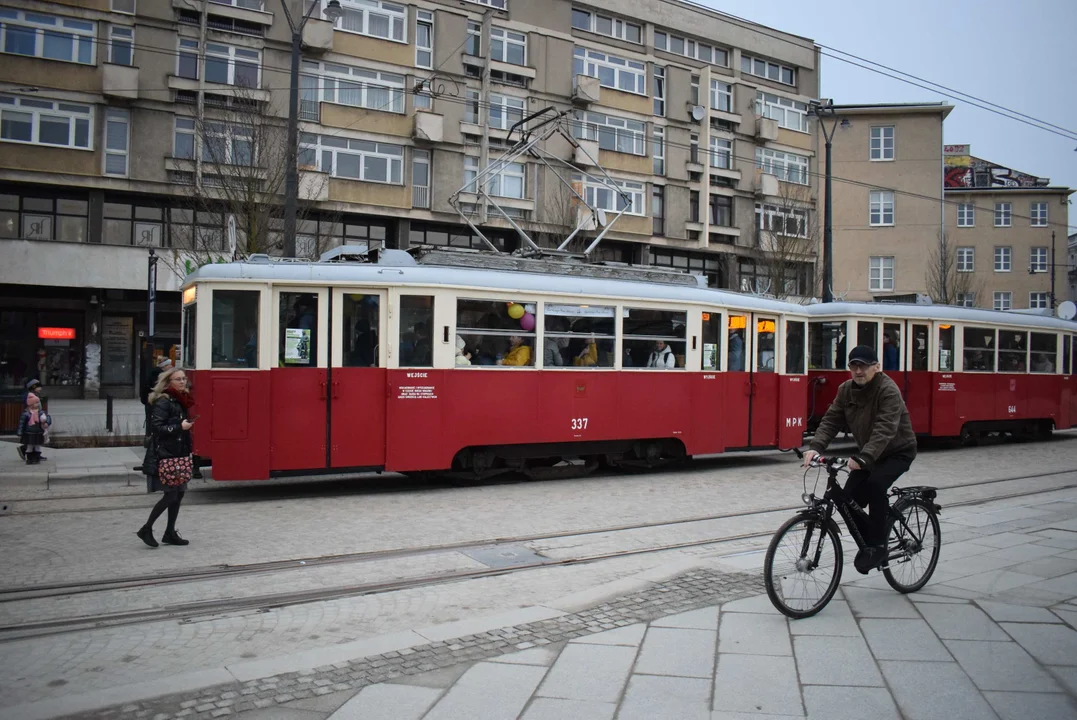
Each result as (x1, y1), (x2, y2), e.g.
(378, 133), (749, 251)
(38, 327), (76, 340)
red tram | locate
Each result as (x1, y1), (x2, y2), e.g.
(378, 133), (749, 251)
(179, 251), (1076, 482)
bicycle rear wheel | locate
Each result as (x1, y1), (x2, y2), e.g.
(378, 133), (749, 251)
(764, 515), (844, 619)
(883, 498), (941, 593)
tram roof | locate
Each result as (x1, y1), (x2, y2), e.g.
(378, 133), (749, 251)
(808, 301), (1076, 331)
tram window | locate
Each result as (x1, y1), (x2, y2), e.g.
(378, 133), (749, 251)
(701, 311), (722, 371)
(882, 323), (901, 371)
(727, 315), (747, 371)
(1064, 336), (1073, 375)
(857, 321), (878, 351)
(911, 324), (929, 371)
(999, 330), (1027, 373)
(279, 292), (319, 367)
(938, 325), (955, 371)
(398, 296), (434, 368)
(785, 320), (806, 374)
(342, 293), (380, 367)
(962, 326), (995, 372)
(544, 303), (615, 368)
(809, 321), (845, 370)
(182, 302), (197, 369)
(756, 318), (776, 373)
(457, 298), (536, 367)
(1030, 333), (1057, 373)
(623, 308), (686, 369)
(211, 290), (259, 368)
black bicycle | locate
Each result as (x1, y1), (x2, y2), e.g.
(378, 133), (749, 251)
(764, 448), (943, 619)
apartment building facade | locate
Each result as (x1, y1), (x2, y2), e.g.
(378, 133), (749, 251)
(0, 0), (821, 397)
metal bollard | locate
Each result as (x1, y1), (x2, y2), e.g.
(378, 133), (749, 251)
(106, 395), (113, 433)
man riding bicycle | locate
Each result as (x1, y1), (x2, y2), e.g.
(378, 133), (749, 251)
(802, 345), (917, 574)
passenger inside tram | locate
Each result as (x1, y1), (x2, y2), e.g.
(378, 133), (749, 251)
(1032, 353), (1054, 373)
(727, 329), (745, 371)
(883, 332), (900, 371)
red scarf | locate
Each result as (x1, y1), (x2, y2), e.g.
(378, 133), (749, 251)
(166, 386), (195, 409)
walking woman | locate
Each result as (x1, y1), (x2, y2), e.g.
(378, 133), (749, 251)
(137, 366), (195, 547)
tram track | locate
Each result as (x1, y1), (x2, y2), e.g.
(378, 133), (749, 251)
(0, 468), (1074, 642)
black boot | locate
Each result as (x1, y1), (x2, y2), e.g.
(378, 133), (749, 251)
(17, 445), (25, 460)
(28, 452), (41, 465)
(161, 530), (189, 546)
(137, 525), (159, 548)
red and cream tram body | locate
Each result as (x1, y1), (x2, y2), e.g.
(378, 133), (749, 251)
(180, 252), (813, 481)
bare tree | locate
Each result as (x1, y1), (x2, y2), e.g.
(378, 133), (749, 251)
(926, 229), (981, 306)
(752, 183), (819, 301)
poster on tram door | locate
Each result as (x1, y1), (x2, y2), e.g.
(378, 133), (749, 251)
(284, 328), (311, 364)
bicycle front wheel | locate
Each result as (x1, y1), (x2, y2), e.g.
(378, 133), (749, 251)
(764, 514), (844, 619)
(883, 498), (941, 593)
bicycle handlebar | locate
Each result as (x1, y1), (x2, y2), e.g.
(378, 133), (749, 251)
(790, 447), (848, 471)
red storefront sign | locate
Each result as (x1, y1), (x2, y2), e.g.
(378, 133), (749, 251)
(38, 327), (76, 340)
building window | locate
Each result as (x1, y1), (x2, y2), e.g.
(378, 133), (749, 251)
(0, 194), (90, 242)
(869, 256), (894, 291)
(103, 109), (129, 177)
(465, 0), (506, 8)
(689, 134), (699, 164)
(0, 94), (93, 150)
(204, 42), (261, 88)
(415, 10), (433, 69)
(334, 0), (406, 43)
(465, 156), (526, 199)
(1030, 247), (1048, 273)
(957, 203), (974, 227)
(1030, 201), (1048, 227)
(173, 116), (195, 158)
(465, 89), (524, 130)
(300, 134), (404, 184)
(573, 174), (644, 216)
(650, 248), (725, 288)
(755, 92), (808, 132)
(741, 54), (795, 85)
(709, 195), (732, 227)
(755, 204), (808, 237)
(869, 190), (894, 226)
(710, 137), (732, 170)
(756, 147), (808, 184)
(572, 47), (646, 95)
(689, 190), (699, 223)
(177, 38), (199, 79)
(0, 9), (96, 65)
(571, 8), (641, 44)
(993, 291), (1012, 311)
(653, 65), (665, 116)
(109, 25), (134, 66)
(411, 148), (430, 209)
(1029, 292), (1050, 309)
(654, 30), (727, 66)
(490, 26), (526, 65)
(956, 292), (975, 307)
(870, 126), (894, 161)
(994, 246), (1011, 272)
(653, 126), (664, 175)
(956, 246), (974, 272)
(572, 110), (645, 155)
(652, 185), (664, 236)
(112, 0), (136, 13)
(301, 60), (406, 115)
(201, 122), (253, 165)
(994, 202), (1011, 227)
(690, 74), (699, 106)
(710, 79), (732, 113)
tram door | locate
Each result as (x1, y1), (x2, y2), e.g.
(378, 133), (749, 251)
(270, 286), (329, 472)
(904, 322), (932, 434)
(329, 288), (388, 469)
(750, 315), (780, 447)
(724, 313), (751, 448)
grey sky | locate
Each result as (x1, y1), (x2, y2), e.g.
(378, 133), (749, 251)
(695, 0), (1076, 231)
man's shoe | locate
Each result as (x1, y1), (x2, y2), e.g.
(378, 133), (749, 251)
(162, 530), (189, 546)
(137, 526), (159, 548)
(854, 545), (886, 575)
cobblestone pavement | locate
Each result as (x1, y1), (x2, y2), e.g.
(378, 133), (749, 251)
(1, 435), (1076, 718)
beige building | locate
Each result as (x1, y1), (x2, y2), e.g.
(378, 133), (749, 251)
(0, 0), (822, 397)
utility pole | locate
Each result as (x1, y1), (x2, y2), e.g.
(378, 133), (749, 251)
(807, 99), (846, 303)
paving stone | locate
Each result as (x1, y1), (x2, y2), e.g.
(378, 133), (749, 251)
(917, 603), (1011, 641)
(422, 662), (546, 720)
(975, 600), (1063, 624)
(945, 637), (1061, 693)
(1014, 556), (1077, 579)
(801, 685), (900, 720)
(999, 622), (1077, 665)
(842, 587), (919, 619)
(567, 623), (646, 647)
(860, 619), (953, 662)
(718, 612), (790, 656)
(787, 599), (860, 637)
(617, 674), (711, 720)
(713, 654), (802, 717)
(1051, 665), (1077, 695)
(634, 627), (717, 679)
(326, 683), (442, 720)
(535, 643), (635, 703)
(982, 543), (1066, 563)
(650, 606), (719, 630)
(974, 532), (1038, 549)
(488, 646), (560, 667)
(879, 660), (999, 720)
(720, 594), (781, 615)
(793, 635), (884, 687)
(984, 691), (1077, 720)
(943, 568), (1044, 594)
(520, 698), (616, 720)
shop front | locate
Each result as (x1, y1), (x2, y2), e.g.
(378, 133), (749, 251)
(0, 309), (85, 398)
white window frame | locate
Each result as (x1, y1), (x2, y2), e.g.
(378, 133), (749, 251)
(710, 79), (732, 113)
(301, 60), (405, 114)
(870, 125), (894, 161)
(573, 46), (646, 96)
(177, 38), (199, 79)
(1030, 247), (1048, 273)
(755, 203), (808, 238)
(956, 292), (976, 308)
(957, 203), (974, 227)
(334, 0), (406, 44)
(653, 30), (728, 66)
(0, 9), (96, 65)
(572, 109), (645, 156)
(415, 10), (433, 69)
(465, 0), (506, 8)
(869, 256), (895, 291)
(103, 108), (129, 177)
(490, 26), (526, 66)
(202, 121), (254, 165)
(710, 137), (732, 170)
(653, 126), (665, 175)
(0, 94), (94, 150)
(571, 8), (641, 44)
(756, 147), (808, 184)
(742, 54), (795, 85)
(465, 89), (524, 130)
(173, 116), (196, 159)
(755, 91), (808, 132)
(301, 134), (404, 185)
(653, 65), (665, 117)
(210, 0), (264, 10)
(994, 202), (1012, 227)
(111, 0), (136, 14)
(465, 20), (481, 57)
(464, 155), (526, 199)
(869, 190), (894, 226)
(994, 246), (1011, 272)
(108, 25), (134, 66)
(1029, 292), (1050, 309)
(411, 148), (430, 207)
(204, 42), (261, 88)
(993, 291), (1012, 311)
(1030, 201), (1048, 227)
(572, 174), (644, 216)
(956, 246), (974, 273)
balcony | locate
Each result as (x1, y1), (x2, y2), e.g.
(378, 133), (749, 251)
(753, 172), (779, 197)
(299, 170), (329, 202)
(413, 184), (430, 209)
(167, 75), (272, 103)
(572, 74), (600, 106)
(173, 0), (274, 27)
(755, 117), (779, 142)
(302, 18), (333, 52)
(413, 111), (444, 143)
(102, 63), (139, 100)
(573, 138), (600, 167)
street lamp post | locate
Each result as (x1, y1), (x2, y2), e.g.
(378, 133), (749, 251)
(807, 99), (847, 303)
(279, 0), (342, 258)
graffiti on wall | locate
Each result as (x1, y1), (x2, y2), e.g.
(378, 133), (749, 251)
(943, 145), (1049, 189)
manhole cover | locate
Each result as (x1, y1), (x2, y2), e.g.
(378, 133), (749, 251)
(462, 544), (547, 569)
